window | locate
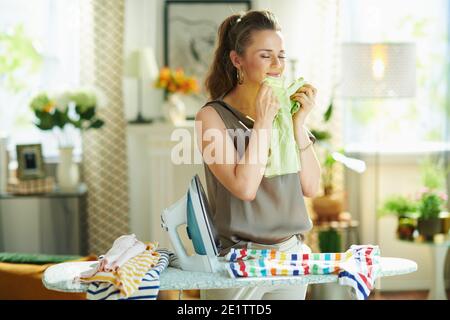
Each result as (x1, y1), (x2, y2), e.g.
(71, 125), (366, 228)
(0, 0), (81, 160)
(342, 0), (449, 152)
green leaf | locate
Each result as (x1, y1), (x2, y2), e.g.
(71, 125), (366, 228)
(79, 106), (95, 120)
(323, 101), (333, 122)
(53, 110), (67, 128)
(71, 119), (83, 129)
(0, 24), (42, 92)
(88, 119), (104, 129)
(309, 129), (331, 142)
(324, 152), (336, 168)
(378, 195), (418, 218)
(35, 113), (54, 130)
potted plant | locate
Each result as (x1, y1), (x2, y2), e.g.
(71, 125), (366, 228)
(416, 188), (447, 240)
(310, 99), (366, 222)
(378, 195), (418, 240)
(318, 227), (342, 252)
(312, 150), (343, 221)
(415, 157), (449, 240)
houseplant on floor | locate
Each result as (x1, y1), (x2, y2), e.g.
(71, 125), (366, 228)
(309, 99), (366, 222)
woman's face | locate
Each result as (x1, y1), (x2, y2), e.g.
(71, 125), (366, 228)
(235, 29), (286, 84)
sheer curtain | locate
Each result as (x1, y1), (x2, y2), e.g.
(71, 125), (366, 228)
(0, 0), (81, 159)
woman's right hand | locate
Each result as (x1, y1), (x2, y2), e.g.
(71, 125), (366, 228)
(255, 83), (280, 125)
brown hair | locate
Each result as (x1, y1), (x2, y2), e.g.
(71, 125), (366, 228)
(204, 10), (281, 100)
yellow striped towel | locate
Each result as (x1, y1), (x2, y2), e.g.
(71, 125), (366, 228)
(80, 242), (160, 297)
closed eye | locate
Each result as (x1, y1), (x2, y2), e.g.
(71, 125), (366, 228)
(261, 55), (286, 59)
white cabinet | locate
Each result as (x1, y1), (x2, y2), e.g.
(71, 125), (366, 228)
(0, 186), (87, 255)
(127, 121), (205, 249)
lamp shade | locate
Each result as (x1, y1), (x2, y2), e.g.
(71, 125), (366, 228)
(340, 43), (416, 98)
(123, 47), (159, 80)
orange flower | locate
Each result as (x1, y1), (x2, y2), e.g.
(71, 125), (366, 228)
(167, 82), (177, 93)
(43, 101), (55, 113)
(188, 78), (200, 93)
(173, 68), (185, 84)
(154, 67), (199, 95)
(159, 67), (171, 81)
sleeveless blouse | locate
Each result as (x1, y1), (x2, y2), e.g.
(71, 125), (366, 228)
(200, 95), (314, 246)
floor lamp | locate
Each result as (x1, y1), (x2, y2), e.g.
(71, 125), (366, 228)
(124, 47), (159, 124)
(340, 42), (416, 240)
(340, 43), (416, 292)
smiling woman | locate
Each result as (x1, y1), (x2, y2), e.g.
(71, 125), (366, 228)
(195, 10), (321, 300)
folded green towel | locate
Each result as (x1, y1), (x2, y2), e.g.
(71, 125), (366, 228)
(0, 252), (82, 265)
(263, 76), (306, 178)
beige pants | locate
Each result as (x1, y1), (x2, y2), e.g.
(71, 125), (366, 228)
(200, 235), (311, 300)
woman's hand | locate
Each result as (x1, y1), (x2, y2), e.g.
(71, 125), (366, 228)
(290, 83), (317, 126)
(255, 83), (280, 125)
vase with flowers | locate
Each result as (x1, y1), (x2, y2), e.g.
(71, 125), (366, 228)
(30, 89), (105, 190)
(154, 66), (200, 125)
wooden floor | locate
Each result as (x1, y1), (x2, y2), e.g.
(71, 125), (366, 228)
(368, 290), (449, 300)
(158, 289), (450, 300)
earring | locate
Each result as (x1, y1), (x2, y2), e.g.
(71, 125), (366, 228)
(237, 68), (244, 85)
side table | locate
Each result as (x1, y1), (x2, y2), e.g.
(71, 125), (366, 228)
(0, 183), (88, 255)
(398, 234), (449, 300)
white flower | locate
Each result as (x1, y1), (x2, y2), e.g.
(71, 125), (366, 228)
(53, 90), (73, 112)
(77, 85), (108, 109)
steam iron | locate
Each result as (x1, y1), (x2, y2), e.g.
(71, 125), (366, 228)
(161, 174), (222, 272)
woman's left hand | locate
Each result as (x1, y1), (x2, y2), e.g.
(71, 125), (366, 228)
(290, 83), (317, 126)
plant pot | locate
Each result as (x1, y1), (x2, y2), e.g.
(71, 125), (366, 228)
(312, 193), (343, 222)
(417, 218), (442, 240)
(439, 211), (450, 234)
(396, 216), (416, 240)
(318, 229), (342, 252)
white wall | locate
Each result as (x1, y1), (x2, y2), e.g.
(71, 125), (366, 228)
(123, 0), (165, 122)
(122, 0), (323, 122)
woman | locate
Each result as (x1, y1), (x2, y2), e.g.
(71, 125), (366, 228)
(195, 10), (321, 300)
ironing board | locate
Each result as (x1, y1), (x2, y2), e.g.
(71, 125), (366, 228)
(42, 257), (417, 299)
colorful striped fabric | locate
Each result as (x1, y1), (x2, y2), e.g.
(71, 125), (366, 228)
(224, 245), (380, 300)
(86, 249), (174, 300)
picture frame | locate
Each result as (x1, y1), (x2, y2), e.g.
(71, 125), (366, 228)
(16, 144), (46, 180)
(164, 0), (252, 119)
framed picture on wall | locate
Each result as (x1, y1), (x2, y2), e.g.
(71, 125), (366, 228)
(16, 144), (46, 180)
(164, 0), (252, 119)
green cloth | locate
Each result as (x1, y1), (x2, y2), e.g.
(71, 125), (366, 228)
(263, 76), (306, 178)
(0, 252), (82, 265)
